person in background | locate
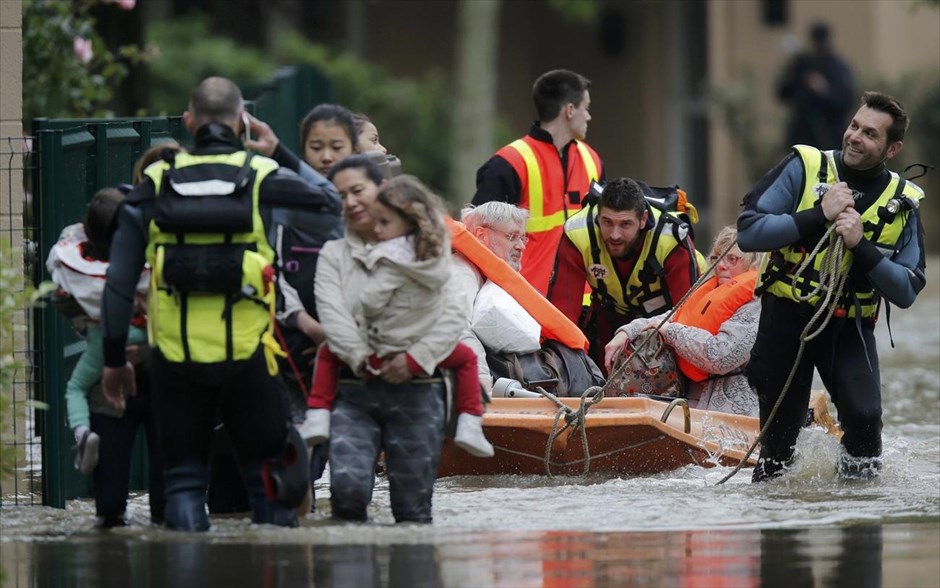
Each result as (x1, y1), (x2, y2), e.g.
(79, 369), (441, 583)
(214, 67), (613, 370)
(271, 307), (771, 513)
(101, 76), (318, 531)
(47, 182), (166, 528)
(605, 226), (760, 416)
(314, 155), (465, 523)
(548, 177), (701, 371)
(472, 69), (604, 295)
(353, 112), (387, 155)
(737, 91), (925, 481)
(776, 21), (855, 151)
(302, 174), (493, 458)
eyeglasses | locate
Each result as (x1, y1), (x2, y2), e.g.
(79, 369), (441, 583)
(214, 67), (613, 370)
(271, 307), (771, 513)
(708, 253), (743, 265)
(484, 226), (528, 245)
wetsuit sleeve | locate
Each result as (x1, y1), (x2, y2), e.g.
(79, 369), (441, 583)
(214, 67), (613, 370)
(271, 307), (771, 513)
(472, 155), (522, 206)
(737, 154), (826, 252)
(547, 235), (587, 325)
(101, 189), (151, 368)
(855, 208), (926, 308)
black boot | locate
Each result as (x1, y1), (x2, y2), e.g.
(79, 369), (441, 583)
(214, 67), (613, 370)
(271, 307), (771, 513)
(163, 461), (210, 531)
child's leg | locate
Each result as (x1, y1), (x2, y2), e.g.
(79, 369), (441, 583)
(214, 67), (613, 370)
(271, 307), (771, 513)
(308, 344), (342, 410)
(440, 343), (493, 458)
(438, 343), (483, 416)
(89, 411), (137, 527)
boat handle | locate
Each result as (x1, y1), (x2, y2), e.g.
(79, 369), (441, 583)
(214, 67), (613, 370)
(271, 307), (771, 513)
(660, 398), (691, 434)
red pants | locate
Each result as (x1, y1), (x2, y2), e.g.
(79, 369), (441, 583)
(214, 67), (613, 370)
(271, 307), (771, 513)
(309, 342), (483, 416)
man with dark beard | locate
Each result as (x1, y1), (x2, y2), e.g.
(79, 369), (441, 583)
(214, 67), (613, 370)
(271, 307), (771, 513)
(737, 91), (926, 482)
(548, 177), (701, 371)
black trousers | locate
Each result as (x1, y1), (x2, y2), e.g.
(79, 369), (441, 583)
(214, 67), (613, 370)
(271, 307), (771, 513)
(747, 295), (882, 480)
(89, 369), (164, 523)
(151, 348), (290, 479)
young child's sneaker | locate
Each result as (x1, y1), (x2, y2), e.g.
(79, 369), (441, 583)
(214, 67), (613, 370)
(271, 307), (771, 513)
(297, 409), (330, 446)
(74, 430), (100, 475)
(454, 413), (494, 458)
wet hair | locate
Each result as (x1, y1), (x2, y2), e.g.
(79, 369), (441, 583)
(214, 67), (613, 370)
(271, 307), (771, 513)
(460, 201), (530, 233)
(710, 226), (759, 269)
(189, 77), (242, 125)
(597, 177), (647, 216)
(533, 69), (591, 122)
(861, 91), (909, 144)
(326, 153), (385, 186)
(299, 104), (358, 152)
(133, 140), (183, 185)
(375, 175), (447, 261)
(83, 187), (125, 261)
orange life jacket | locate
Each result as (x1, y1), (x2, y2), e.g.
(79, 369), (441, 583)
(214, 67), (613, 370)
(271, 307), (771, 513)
(671, 270), (758, 382)
(496, 135), (602, 295)
(447, 218), (589, 351)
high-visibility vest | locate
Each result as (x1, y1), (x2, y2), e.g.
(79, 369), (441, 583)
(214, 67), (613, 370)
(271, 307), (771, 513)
(672, 270), (758, 382)
(758, 145), (924, 317)
(144, 151), (280, 364)
(564, 204), (700, 318)
(496, 135), (602, 294)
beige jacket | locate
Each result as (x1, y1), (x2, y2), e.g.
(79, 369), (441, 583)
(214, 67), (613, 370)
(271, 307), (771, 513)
(315, 230), (465, 376)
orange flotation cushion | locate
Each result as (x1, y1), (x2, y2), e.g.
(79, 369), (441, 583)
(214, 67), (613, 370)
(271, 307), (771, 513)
(447, 217), (589, 351)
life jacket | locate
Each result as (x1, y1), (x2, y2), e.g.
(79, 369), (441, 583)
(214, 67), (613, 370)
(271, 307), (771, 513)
(672, 270), (758, 382)
(496, 135), (602, 294)
(446, 218), (589, 351)
(563, 203), (702, 318)
(144, 150), (283, 366)
(757, 145), (924, 318)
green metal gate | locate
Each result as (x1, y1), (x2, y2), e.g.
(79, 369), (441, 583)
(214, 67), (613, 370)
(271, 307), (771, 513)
(33, 117), (188, 508)
(31, 66), (331, 508)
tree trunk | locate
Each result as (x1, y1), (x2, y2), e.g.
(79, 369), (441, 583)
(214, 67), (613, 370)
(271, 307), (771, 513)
(450, 0), (502, 205)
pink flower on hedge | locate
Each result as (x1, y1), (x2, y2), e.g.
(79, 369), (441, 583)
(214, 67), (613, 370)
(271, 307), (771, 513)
(73, 37), (93, 63)
(102, 0), (136, 9)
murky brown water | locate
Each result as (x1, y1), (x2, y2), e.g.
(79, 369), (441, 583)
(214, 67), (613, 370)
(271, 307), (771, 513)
(2, 260), (938, 587)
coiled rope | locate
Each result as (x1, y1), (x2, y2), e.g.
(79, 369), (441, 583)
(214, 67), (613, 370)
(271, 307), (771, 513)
(714, 225), (850, 484)
(537, 239), (739, 477)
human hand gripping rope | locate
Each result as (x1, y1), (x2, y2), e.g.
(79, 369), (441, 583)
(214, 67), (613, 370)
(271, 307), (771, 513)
(714, 224), (851, 485)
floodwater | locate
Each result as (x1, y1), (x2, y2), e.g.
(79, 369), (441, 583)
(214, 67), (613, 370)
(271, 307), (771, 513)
(2, 266), (938, 587)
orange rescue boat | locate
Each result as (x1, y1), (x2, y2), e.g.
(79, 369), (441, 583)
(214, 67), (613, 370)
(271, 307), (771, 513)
(437, 391), (839, 477)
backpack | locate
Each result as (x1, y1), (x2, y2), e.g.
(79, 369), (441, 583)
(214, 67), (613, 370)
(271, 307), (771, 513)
(485, 339), (606, 398)
(584, 179), (699, 240)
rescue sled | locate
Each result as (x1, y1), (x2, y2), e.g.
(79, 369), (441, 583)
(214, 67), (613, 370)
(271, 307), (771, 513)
(436, 390), (839, 477)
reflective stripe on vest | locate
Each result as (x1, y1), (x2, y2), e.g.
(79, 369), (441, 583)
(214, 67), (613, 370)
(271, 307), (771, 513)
(564, 205), (687, 317)
(145, 151), (278, 363)
(759, 145), (924, 317)
(672, 270), (758, 382)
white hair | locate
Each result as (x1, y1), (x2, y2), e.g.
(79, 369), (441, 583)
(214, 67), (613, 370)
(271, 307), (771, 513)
(460, 201), (530, 232)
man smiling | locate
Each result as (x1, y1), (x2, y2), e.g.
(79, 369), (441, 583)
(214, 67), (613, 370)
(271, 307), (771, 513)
(737, 91), (927, 482)
(548, 177), (701, 371)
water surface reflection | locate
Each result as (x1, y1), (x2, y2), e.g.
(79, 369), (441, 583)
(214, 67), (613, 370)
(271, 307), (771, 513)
(3, 523), (937, 587)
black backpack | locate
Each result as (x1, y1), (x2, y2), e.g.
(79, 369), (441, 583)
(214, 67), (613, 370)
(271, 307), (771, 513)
(485, 339), (606, 398)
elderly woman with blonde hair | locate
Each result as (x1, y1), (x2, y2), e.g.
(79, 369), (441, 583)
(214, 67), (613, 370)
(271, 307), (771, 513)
(604, 226), (761, 415)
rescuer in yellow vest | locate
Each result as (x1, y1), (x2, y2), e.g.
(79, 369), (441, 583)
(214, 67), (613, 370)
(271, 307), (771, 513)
(100, 77), (334, 531)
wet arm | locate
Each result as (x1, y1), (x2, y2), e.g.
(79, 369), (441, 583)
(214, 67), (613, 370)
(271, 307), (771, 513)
(853, 210), (926, 308)
(737, 154), (826, 252)
(101, 202), (148, 368)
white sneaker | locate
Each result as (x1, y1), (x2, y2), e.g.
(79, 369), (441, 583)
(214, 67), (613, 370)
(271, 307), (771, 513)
(454, 413), (494, 458)
(297, 409), (330, 446)
(74, 430), (100, 475)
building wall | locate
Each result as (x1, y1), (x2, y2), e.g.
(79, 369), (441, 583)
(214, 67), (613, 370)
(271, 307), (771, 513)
(707, 0), (940, 237)
(1, 0), (23, 230)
